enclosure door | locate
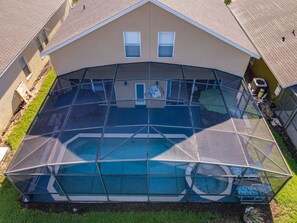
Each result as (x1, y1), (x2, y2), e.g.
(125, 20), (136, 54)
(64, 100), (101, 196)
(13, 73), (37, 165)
(135, 83), (146, 105)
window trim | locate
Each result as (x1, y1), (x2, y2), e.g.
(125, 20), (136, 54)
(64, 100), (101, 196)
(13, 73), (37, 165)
(42, 30), (49, 45)
(26, 73), (33, 81)
(36, 37), (44, 53)
(123, 32), (141, 58)
(19, 56), (32, 79)
(157, 32), (176, 58)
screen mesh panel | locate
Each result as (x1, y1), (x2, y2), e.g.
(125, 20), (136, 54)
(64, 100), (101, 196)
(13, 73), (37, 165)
(6, 62), (290, 203)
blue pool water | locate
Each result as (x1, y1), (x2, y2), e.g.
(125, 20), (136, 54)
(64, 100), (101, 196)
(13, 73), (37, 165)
(54, 136), (188, 196)
(193, 164), (229, 194)
(63, 137), (185, 162)
(53, 137), (230, 198)
(194, 175), (228, 194)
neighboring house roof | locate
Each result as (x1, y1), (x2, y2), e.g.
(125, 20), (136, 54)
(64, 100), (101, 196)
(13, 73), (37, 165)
(41, 0), (259, 59)
(0, 0), (66, 77)
(230, 0), (297, 88)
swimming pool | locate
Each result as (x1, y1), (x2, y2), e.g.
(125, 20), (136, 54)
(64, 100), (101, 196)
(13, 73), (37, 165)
(194, 164), (229, 194)
(48, 133), (189, 202)
(186, 162), (233, 201)
(47, 134), (234, 202)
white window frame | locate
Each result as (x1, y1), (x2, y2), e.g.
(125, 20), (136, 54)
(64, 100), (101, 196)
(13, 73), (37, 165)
(157, 32), (175, 58)
(123, 32), (141, 58)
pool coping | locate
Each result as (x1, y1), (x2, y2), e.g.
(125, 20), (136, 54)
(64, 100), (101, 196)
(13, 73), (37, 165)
(185, 160), (233, 202)
(48, 133), (188, 202)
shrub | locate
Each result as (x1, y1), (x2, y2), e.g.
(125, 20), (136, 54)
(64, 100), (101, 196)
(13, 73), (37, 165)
(5, 69), (56, 151)
(224, 0), (232, 5)
(243, 207), (265, 223)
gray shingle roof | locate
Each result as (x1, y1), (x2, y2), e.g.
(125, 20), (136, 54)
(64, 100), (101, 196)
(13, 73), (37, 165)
(44, 0), (143, 54)
(155, 0), (258, 57)
(42, 0), (258, 58)
(0, 0), (65, 76)
(230, 0), (297, 88)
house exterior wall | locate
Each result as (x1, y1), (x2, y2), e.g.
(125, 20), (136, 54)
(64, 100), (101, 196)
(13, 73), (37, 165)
(0, 0), (71, 131)
(115, 79), (167, 108)
(50, 3), (251, 77)
(250, 58), (279, 98)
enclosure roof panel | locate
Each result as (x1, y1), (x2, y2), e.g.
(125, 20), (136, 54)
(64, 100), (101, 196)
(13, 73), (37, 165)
(5, 63), (290, 176)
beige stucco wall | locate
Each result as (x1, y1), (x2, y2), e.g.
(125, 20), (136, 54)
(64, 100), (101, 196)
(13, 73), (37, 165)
(115, 79), (167, 108)
(50, 3), (251, 78)
(0, 1), (70, 131)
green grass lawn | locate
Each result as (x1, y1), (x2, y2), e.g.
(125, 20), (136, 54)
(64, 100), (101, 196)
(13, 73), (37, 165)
(0, 69), (296, 222)
(0, 70), (55, 189)
(271, 129), (297, 222)
(0, 184), (223, 223)
(0, 178), (223, 223)
(5, 70), (56, 152)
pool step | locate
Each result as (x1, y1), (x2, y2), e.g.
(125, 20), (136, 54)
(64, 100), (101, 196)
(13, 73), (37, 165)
(70, 140), (90, 151)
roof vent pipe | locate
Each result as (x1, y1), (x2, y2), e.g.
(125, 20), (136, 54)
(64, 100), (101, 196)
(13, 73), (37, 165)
(83, 5), (86, 11)
(293, 30), (296, 36)
(282, 37), (285, 42)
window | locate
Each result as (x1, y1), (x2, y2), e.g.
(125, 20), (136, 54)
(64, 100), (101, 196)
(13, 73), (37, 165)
(124, 32), (141, 58)
(158, 32), (175, 58)
(42, 30), (48, 45)
(36, 37), (43, 53)
(19, 57), (31, 77)
(166, 79), (186, 105)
